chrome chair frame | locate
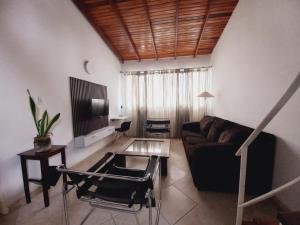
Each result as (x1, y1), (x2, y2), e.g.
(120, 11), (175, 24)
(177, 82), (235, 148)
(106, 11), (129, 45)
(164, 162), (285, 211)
(57, 153), (162, 225)
(144, 118), (171, 138)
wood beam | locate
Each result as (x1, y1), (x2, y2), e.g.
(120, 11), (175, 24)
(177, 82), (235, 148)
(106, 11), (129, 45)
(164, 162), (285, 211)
(72, 0), (124, 63)
(194, 0), (211, 57)
(110, 0), (141, 61)
(85, 0), (130, 8)
(142, 0), (158, 60)
(174, 0), (179, 59)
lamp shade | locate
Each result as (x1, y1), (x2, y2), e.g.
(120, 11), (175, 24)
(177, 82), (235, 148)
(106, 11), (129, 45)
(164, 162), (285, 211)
(197, 91), (214, 98)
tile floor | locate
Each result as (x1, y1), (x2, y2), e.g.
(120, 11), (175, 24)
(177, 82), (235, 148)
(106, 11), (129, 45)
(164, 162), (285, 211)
(0, 138), (278, 225)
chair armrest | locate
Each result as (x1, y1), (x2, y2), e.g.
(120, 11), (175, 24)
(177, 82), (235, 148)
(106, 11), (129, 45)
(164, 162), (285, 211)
(182, 122), (201, 133)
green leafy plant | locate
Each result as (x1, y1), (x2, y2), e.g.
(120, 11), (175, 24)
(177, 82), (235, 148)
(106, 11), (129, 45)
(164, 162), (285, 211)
(27, 90), (60, 138)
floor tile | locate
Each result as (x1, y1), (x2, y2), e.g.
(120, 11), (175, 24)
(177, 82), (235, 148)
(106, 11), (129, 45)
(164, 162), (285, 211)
(161, 163), (186, 188)
(137, 208), (170, 225)
(175, 205), (224, 225)
(161, 186), (197, 224)
(81, 208), (113, 225)
(0, 138), (279, 225)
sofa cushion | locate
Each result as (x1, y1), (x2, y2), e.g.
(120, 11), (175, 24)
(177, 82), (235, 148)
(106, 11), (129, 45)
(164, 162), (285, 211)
(185, 135), (208, 145)
(181, 130), (205, 140)
(218, 128), (237, 143)
(218, 127), (244, 145)
(207, 118), (229, 142)
(220, 125), (254, 147)
(199, 116), (215, 136)
(182, 122), (201, 133)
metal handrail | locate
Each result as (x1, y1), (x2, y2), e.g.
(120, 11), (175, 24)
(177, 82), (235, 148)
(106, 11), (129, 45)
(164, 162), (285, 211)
(239, 176), (300, 208)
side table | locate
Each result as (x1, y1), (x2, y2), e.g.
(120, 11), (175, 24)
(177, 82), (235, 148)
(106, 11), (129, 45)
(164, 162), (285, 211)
(18, 145), (66, 207)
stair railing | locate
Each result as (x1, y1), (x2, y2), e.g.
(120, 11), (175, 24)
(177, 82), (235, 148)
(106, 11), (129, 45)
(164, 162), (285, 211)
(235, 72), (300, 225)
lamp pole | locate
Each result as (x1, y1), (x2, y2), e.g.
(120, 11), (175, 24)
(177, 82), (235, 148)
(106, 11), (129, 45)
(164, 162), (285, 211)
(204, 97), (207, 116)
(197, 91), (214, 117)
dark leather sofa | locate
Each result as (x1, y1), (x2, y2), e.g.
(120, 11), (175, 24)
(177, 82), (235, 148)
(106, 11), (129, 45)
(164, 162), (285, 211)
(181, 116), (276, 195)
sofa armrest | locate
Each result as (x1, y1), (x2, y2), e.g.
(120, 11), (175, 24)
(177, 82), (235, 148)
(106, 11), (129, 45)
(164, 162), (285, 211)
(182, 122), (201, 133)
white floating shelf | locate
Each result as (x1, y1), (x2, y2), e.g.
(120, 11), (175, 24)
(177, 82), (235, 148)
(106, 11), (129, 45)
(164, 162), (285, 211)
(110, 116), (128, 121)
(74, 126), (115, 148)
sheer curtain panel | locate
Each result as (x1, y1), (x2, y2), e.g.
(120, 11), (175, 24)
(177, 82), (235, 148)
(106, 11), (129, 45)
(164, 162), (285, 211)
(123, 68), (212, 137)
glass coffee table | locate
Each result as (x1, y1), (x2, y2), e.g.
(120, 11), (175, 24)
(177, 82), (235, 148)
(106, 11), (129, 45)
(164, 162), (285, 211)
(119, 138), (170, 176)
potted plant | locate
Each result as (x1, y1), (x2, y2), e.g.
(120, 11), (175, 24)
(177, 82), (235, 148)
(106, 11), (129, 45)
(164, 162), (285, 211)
(27, 90), (60, 152)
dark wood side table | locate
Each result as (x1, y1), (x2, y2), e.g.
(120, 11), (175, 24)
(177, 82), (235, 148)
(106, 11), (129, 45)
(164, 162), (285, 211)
(18, 145), (66, 207)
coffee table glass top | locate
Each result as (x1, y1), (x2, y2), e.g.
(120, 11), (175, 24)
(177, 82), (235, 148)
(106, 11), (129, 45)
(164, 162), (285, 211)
(122, 138), (170, 157)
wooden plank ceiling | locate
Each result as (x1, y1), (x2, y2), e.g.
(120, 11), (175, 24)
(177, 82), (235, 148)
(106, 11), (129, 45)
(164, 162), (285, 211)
(73, 0), (238, 62)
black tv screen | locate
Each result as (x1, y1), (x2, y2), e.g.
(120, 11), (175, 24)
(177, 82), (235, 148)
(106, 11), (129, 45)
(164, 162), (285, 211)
(70, 77), (109, 137)
(91, 99), (109, 117)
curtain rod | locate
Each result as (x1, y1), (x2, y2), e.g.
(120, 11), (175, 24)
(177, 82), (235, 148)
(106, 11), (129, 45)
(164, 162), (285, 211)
(121, 66), (212, 76)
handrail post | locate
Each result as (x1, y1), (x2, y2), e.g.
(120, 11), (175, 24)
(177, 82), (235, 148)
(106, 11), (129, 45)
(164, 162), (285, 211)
(236, 147), (248, 225)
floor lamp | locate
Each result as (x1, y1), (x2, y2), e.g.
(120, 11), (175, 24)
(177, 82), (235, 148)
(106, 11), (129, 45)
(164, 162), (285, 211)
(197, 91), (214, 116)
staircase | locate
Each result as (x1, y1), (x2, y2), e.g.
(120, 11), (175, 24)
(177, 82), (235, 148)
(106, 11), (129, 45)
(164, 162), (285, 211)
(242, 211), (300, 225)
(235, 72), (300, 225)
(278, 211), (300, 225)
(242, 218), (278, 225)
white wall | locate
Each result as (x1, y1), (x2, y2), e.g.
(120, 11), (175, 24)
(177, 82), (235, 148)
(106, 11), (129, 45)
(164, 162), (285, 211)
(122, 55), (211, 71)
(0, 0), (121, 209)
(211, 0), (300, 210)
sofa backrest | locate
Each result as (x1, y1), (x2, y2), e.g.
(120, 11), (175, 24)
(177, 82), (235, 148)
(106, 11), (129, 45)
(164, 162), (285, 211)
(218, 126), (249, 146)
(218, 121), (276, 153)
(200, 116), (276, 151)
(199, 116), (215, 136)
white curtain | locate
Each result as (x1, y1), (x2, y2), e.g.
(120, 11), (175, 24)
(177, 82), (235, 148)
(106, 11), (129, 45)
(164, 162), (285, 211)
(123, 68), (212, 137)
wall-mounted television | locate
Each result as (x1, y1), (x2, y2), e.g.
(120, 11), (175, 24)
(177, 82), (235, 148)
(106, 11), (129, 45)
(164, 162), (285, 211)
(69, 77), (109, 137)
(91, 98), (109, 117)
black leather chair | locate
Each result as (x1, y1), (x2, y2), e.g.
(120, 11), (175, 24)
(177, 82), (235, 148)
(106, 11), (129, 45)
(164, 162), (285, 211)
(115, 121), (131, 141)
(116, 121), (131, 133)
(145, 119), (170, 138)
(58, 152), (162, 225)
